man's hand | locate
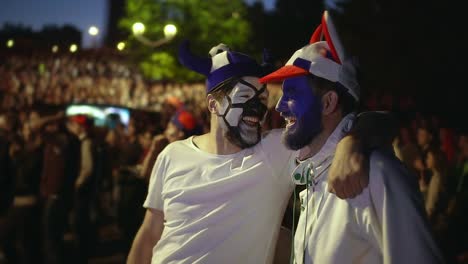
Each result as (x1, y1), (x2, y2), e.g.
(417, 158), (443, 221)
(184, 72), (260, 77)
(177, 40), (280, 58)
(328, 135), (369, 199)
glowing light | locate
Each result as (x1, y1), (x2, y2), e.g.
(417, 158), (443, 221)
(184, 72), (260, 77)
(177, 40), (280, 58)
(88, 26), (99, 36)
(117, 42), (126, 51)
(7, 39), (14, 48)
(132, 22), (146, 35)
(52, 45), (59, 53)
(69, 44), (78, 53)
(163, 24), (177, 39)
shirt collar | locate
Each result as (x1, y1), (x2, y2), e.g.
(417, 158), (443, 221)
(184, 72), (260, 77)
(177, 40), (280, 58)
(302, 113), (356, 167)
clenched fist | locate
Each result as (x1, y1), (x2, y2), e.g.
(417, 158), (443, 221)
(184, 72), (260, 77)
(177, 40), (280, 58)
(328, 135), (369, 199)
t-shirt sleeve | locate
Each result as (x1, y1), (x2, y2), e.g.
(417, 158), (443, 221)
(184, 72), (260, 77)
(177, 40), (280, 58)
(260, 129), (296, 182)
(368, 150), (444, 264)
(143, 150), (167, 210)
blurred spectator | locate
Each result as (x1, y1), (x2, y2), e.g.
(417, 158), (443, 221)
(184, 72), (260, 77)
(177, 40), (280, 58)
(141, 110), (201, 181)
(0, 113), (14, 215)
(115, 117), (144, 254)
(394, 125), (420, 171)
(440, 127), (456, 165)
(414, 124), (436, 192)
(165, 110), (199, 143)
(67, 115), (96, 263)
(423, 149), (449, 226)
(2, 120), (43, 264)
(455, 132), (468, 198)
(445, 131), (468, 262)
(160, 96), (184, 130)
(40, 115), (77, 264)
(119, 119), (143, 167)
(117, 109), (200, 253)
(417, 124), (436, 158)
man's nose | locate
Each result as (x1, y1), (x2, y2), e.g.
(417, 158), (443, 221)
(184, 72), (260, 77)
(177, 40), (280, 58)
(275, 96), (286, 113)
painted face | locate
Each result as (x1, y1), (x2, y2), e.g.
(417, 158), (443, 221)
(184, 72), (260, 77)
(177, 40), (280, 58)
(275, 76), (322, 150)
(217, 76), (269, 148)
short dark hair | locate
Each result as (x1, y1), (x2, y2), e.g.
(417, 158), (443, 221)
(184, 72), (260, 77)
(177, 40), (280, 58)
(208, 77), (241, 102)
(307, 75), (357, 116)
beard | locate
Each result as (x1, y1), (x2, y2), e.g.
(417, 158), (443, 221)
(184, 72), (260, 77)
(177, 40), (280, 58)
(219, 96), (266, 149)
(221, 118), (261, 149)
(282, 105), (322, 150)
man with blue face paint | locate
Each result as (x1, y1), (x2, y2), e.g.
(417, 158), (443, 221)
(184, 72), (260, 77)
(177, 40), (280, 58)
(127, 36), (396, 263)
(260, 11), (443, 264)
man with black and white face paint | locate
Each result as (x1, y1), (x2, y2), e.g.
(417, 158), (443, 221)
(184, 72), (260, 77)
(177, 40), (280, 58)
(213, 76), (269, 148)
(127, 39), (393, 264)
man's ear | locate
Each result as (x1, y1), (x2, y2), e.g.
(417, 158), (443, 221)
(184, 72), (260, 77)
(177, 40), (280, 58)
(321, 90), (339, 115)
(206, 94), (218, 114)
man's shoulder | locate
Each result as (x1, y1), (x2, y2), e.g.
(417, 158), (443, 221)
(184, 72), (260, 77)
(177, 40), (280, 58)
(163, 137), (188, 150)
(159, 138), (194, 159)
(260, 128), (284, 145)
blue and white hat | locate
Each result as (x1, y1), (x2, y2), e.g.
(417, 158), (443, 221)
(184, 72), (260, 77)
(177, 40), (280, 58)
(179, 40), (271, 93)
(260, 11), (360, 101)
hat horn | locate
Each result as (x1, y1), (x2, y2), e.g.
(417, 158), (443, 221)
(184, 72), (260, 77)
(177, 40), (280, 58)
(309, 24), (323, 43)
(321, 11), (343, 64)
(178, 40), (212, 76)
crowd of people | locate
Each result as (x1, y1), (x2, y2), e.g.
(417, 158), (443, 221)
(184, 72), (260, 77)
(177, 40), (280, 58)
(0, 50), (467, 263)
(392, 114), (468, 262)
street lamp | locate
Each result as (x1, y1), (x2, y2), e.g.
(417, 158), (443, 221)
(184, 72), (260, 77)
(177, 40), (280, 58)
(70, 44), (78, 53)
(52, 45), (59, 53)
(88, 26), (99, 48)
(131, 22), (177, 48)
(117, 42), (126, 51)
(132, 22), (145, 35)
(88, 26), (99, 36)
(163, 24), (177, 39)
(7, 39), (14, 48)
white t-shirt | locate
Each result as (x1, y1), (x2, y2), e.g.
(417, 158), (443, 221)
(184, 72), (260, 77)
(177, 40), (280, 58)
(293, 114), (443, 264)
(144, 129), (296, 264)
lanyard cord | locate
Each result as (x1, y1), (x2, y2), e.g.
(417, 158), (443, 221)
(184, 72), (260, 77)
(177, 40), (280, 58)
(290, 159), (332, 264)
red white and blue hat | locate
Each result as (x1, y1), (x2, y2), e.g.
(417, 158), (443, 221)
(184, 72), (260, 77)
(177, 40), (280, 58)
(170, 110), (197, 132)
(178, 40), (272, 93)
(260, 11), (360, 101)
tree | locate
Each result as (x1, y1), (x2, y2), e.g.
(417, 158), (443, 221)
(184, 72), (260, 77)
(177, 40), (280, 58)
(120, 0), (252, 81)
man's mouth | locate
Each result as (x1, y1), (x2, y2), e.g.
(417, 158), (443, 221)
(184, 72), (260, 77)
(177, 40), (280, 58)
(242, 116), (260, 127)
(284, 116), (297, 129)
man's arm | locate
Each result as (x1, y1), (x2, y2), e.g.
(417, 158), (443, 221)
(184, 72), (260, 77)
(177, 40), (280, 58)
(127, 208), (165, 264)
(75, 139), (93, 188)
(30, 111), (65, 132)
(328, 111), (398, 198)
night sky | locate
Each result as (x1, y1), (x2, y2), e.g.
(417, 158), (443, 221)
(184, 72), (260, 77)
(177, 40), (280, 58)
(0, 0), (276, 48)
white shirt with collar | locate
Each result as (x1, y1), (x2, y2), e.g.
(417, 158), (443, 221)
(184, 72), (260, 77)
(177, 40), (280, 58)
(293, 113), (443, 264)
